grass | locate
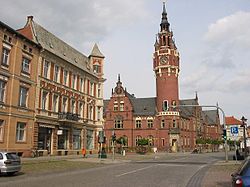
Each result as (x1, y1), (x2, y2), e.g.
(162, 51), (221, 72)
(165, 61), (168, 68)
(21, 160), (102, 174)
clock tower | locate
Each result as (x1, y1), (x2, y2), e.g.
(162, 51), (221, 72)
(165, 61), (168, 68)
(153, 2), (180, 114)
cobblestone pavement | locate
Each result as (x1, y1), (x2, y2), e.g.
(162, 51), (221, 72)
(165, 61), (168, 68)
(201, 160), (241, 187)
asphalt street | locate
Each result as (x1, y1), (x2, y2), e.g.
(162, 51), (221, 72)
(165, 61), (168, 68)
(0, 152), (228, 187)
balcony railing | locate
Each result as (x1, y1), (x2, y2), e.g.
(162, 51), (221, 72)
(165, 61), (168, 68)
(169, 128), (180, 134)
(58, 112), (80, 122)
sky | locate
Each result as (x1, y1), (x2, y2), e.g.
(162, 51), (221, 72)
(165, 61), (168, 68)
(1, 0), (250, 121)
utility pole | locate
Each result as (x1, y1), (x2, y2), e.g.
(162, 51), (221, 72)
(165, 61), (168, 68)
(241, 116), (248, 158)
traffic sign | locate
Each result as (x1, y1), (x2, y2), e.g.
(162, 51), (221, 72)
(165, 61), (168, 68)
(231, 127), (238, 135)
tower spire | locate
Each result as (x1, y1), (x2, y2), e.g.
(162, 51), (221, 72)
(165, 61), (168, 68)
(160, 1), (170, 31)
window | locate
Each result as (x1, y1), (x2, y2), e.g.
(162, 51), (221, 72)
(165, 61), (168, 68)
(97, 84), (101, 98)
(136, 136), (142, 146)
(147, 119), (153, 128)
(63, 70), (68, 86)
(72, 74), (76, 89)
(54, 65), (60, 82)
(161, 119), (165, 128)
(88, 105), (93, 120)
(173, 120), (176, 128)
(163, 100), (168, 111)
(115, 119), (123, 129)
(78, 102), (84, 118)
(22, 57), (30, 74)
(71, 100), (76, 113)
(62, 97), (68, 113)
(97, 107), (101, 121)
(73, 129), (81, 150)
(136, 120), (141, 128)
(148, 135), (154, 146)
(0, 80), (6, 103)
(19, 87), (28, 107)
(120, 102), (124, 111)
(1, 48), (10, 66)
(90, 82), (94, 96)
(0, 120), (4, 141)
(161, 138), (165, 146)
(93, 64), (100, 73)
(80, 78), (84, 92)
(41, 91), (48, 110)
(114, 102), (118, 111)
(16, 122), (26, 142)
(52, 94), (59, 112)
(43, 60), (50, 78)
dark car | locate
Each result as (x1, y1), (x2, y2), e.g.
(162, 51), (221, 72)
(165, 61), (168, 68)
(231, 157), (250, 187)
(0, 152), (21, 176)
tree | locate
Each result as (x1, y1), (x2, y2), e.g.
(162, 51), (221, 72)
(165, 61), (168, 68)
(137, 138), (149, 146)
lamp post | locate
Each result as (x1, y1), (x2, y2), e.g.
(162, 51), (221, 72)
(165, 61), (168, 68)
(241, 116), (248, 158)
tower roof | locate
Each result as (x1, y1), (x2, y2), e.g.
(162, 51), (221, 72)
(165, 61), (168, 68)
(90, 43), (105, 58)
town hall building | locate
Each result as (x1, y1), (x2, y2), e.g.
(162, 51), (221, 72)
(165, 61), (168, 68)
(103, 2), (221, 152)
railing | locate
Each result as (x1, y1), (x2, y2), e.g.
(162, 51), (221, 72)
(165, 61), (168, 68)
(158, 111), (179, 116)
(58, 112), (80, 121)
(169, 128), (180, 134)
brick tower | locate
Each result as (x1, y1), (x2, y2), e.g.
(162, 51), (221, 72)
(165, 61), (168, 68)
(153, 2), (180, 152)
(153, 2), (180, 113)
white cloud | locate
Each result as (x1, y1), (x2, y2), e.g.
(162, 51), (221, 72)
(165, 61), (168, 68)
(1, 0), (148, 53)
(183, 11), (250, 95)
(204, 11), (250, 48)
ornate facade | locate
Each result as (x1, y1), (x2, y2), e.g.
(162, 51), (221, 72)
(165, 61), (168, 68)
(0, 17), (105, 156)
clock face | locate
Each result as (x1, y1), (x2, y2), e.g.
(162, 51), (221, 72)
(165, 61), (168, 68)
(160, 56), (168, 64)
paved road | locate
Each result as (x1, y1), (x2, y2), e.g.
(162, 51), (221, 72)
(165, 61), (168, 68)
(0, 152), (227, 187)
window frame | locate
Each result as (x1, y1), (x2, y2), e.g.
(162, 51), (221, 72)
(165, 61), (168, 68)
(19, 86), (28, 107)
(0, 80), (6, 103)
(63, 70), (68, 86)
(135, 119), (142, 129)
(54, 65), (60, 83)
(16, 122), (26, 142)
(0, 120), (4, 142)
(41, 90), (49, 110)
(52, 94), (59, 112)
(1, 47), (10, 67)
(43, 60), (50, 78)
(21, 57), (31, 74)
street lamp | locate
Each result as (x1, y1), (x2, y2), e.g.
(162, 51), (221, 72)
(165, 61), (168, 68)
(241, 116), (248, 158)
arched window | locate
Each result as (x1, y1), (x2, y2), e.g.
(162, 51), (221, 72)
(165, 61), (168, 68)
(136, 135), (142, 146)
(148, 135), (154, 146)
(163, 100), (168, 111)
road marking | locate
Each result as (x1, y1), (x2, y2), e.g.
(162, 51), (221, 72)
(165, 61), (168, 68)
(116, 165), (156, 177)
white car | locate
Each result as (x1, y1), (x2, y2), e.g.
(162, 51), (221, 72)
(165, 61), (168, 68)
(0, 152), (21, 175)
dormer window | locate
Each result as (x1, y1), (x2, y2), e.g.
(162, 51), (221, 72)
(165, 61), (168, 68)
(93, 64), (100, 73)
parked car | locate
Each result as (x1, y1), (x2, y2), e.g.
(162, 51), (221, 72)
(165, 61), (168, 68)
(0, 151), (21, 176)
(231, 157), (250, 187)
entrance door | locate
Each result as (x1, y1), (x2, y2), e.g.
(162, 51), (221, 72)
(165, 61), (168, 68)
(171, 139), (177, 152)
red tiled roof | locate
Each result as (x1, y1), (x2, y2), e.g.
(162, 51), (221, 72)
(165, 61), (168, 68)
(225, 116), (241, 125)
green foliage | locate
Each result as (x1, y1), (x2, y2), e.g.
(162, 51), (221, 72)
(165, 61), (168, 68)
(116, 136), (127, 146)
(137, 138), (149, 146)
(196, 138), (223, 145)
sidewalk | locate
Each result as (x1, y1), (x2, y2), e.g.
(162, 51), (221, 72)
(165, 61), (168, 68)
(201, 160), (241, 187)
